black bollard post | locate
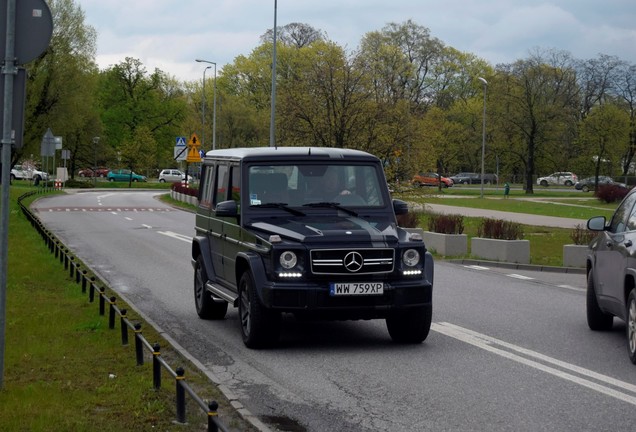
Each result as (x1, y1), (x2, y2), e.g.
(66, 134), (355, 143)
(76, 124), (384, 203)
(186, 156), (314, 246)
(69, 257), (75, 278)
(99, 288), (105, 316)
(81, 271), (88, 293)
(108, 297), (117, 329)
(75, 265), (81, 284)
(120, 309), (128, 346)
(152, 343), (161, 390)
(207, 401), (219, 432)
(134, 323), (144, 366)
(175, 367), (186, 424)
(89, 282), (95, 303)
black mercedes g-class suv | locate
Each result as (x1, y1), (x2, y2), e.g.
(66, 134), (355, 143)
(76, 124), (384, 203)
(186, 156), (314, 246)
(192, 147), (434, 348)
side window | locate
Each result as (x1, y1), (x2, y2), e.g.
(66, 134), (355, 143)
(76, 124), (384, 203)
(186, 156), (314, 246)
(199, 164), (214, 210)
(610, 193), (636, 233)
(213, 164), (229, 207)
(626, 196), (636, 231)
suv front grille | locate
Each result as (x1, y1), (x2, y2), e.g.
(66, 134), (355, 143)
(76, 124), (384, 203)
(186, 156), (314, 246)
(310, 248), (394, 275)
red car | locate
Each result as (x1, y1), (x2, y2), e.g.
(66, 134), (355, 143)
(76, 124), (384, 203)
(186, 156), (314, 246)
(78, 167), (110, 178)
(412, 172), (454, 188)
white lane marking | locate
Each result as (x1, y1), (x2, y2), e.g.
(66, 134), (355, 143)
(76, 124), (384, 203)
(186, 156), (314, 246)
(464, 265), (490, 270)
(508, 273), (534, 280)
(110, 212), (118, 215)
(142, 224), (153, 229)
(432, 322), (636, 405)
(158, 231), (191, 243)
(558, 284), (585, 292)
(124, 217), (133, 221)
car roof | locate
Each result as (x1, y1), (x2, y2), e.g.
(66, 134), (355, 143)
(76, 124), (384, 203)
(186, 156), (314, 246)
(203, 146), (379, 163)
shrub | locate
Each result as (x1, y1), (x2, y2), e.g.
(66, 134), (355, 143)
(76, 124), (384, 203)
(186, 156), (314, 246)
(171, 182), (198, 197)
(396, 211), (421, 228)
(570, 223), (596, 245)
(65, 179), (94, 189)
(477, 218), (524, 240)
(595, 184), (629, 203)
(427, 213), (464, 234)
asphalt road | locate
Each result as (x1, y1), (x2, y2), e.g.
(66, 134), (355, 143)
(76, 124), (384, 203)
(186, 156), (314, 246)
(32, 191), (636, 432)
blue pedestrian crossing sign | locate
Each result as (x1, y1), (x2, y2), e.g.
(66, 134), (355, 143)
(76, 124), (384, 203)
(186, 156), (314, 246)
(175, 136), (186, 147)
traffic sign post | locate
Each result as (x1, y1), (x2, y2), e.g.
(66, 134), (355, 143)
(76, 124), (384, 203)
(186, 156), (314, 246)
(1, 0), (54, 390)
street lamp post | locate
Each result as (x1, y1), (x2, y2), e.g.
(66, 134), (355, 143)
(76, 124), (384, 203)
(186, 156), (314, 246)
(478, 77), (488, 199)
(195, 59), (217, 150)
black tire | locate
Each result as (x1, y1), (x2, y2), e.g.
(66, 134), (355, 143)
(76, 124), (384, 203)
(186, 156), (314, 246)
(109, 178), (114, 182)
(386, 305), (432, 343)
(238, 271), (281, 348)
(159, 179), (166, 183)
(627, 289), (636, 364)
(10, 174), (15, 181)
(194, 256), (228, 320)
(540, 180), (548, 187)
(565, 180), (573, 186)
(582, 185), (590, 193)
(586, 271), (613, 331)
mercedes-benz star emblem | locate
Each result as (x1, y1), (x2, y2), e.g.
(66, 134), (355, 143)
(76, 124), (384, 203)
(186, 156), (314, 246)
(344, 251), (364, 272)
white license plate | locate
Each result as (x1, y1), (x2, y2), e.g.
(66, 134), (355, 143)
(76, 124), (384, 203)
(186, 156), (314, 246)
(329, 282), (384, 296)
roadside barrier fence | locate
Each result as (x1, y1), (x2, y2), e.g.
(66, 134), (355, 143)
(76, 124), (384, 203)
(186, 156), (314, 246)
(17, 191), (229, 432)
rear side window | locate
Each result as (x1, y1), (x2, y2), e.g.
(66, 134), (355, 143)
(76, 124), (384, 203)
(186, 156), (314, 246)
(199, 164), (215, 210)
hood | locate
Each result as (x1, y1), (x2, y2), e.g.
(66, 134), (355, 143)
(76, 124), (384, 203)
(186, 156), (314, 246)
(249, 214), (399, 244)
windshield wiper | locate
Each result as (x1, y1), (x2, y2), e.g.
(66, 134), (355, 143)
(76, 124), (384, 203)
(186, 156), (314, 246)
(251, 203), (306, 216)
(302, 202), (358, 216)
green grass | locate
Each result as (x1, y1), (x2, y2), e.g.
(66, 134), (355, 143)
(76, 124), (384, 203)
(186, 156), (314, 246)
(0, 185), (254, 431)
(394, 187), (620, 267)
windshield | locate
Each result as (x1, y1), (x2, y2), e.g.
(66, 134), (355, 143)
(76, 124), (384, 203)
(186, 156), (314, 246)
(247, 163), (386, 208)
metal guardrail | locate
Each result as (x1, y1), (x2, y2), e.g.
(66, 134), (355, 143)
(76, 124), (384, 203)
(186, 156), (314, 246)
(17, 191), (229, 432)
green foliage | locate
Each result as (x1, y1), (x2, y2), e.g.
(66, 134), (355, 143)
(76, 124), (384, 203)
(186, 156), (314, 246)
(396, 211), (421, 228)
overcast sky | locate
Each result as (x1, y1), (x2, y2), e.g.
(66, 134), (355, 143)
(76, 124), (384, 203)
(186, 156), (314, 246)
(76, 0), (636, 83)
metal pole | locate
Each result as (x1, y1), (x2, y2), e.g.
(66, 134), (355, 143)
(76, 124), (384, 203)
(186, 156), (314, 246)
(196, 60), (216, 151)
(0, 0), (17, 390)
(201, 67), (208, 149)
(478, 77), (488, 199)
(212, 63), (217, 151)
(269, 0), (277, 147)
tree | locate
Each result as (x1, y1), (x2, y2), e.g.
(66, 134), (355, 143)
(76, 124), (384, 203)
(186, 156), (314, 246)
(19, 0), (100, 178)
(260, 23), (325, 48)
(98, 58), (188, 169)
(493, 50), (580, 193)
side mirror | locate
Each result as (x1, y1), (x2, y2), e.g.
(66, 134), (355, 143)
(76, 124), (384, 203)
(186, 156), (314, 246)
(215, 200), (238, 217)
(587, 216), (606, 231)
(392, 199), (408, 216)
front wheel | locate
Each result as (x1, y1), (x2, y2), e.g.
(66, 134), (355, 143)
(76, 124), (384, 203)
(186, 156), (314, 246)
(540, 180), (548, 187)
(582, 185), (590, 192)
(586, 271), (613, 331)
(238, 271), (281, 348)
(565, 180), (573, 186)
(194, 256), (228, 320)
(386, 305), (432, 343)
(627, 289), (636, 364)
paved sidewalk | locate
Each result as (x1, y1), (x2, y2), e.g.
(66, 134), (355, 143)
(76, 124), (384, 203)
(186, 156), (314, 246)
(412, 203), (588, 229)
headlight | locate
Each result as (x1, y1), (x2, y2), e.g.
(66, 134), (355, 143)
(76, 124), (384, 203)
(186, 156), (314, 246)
(279, 251), (298, 269)
(402, 249), (420, 267)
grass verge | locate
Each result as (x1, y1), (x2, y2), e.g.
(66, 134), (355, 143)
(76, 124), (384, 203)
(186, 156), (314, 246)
(0, 185), (254, 431)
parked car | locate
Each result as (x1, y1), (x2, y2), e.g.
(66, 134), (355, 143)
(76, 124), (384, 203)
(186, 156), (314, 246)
(450, 172), (479, 184)
(78, 167), (110, 178)
(537, 172), (578, 187)
(107, 169), (147, 182)
(412, 172), (453, 188)
(450, 172), (498, 185)
(192, 147), (434, 348)
(574, 176), (624, 192)
(10, 164), (48, 183)
(158, 169), (190, 183)
(586, 186), (636, 364)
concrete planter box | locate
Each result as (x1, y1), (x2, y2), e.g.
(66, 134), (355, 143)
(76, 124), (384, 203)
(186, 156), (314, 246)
(422, 231), (468, 256)
(471, 237), (530, 264)
(187, 195), (198, 205)
(562, 244), (589, 268)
